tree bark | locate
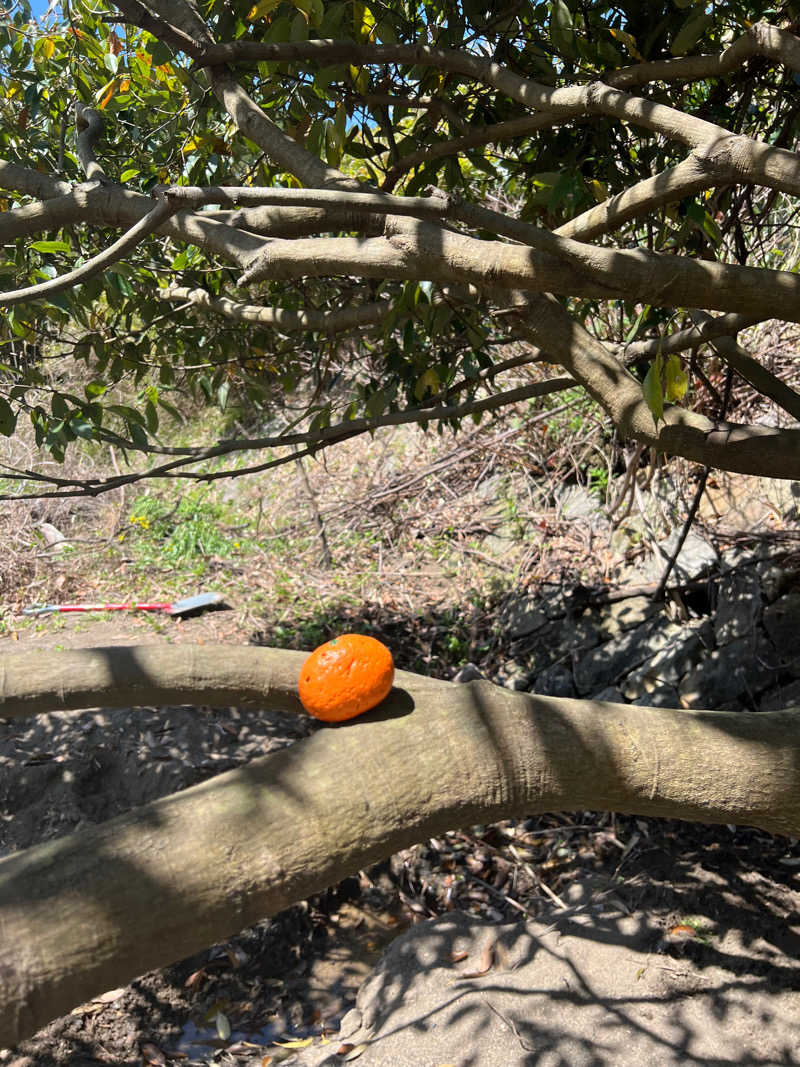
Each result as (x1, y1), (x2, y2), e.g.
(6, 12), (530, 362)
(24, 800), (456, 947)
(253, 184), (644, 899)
(1, 645), (799, 1047)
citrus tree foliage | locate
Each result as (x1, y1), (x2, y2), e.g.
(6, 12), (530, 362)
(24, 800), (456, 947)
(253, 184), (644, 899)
(0, 0), (799, 494)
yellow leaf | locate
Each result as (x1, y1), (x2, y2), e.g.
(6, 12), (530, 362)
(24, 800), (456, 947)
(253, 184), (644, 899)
(98, 80), (116, 110)
(41, 37), (55, 60)
(354, 1), (377, 40)
(414, 367), (441, 400)
(665, 353), (688, 402)
(273, 1037), (313, 1048)
(589, 179), (608, 203)
(350, 64), (369, 95)
(248, 0), (281, 19)
(609, 27), (643, 60)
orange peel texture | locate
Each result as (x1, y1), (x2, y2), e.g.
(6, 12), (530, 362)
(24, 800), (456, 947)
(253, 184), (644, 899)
(298, 633), (395, 722)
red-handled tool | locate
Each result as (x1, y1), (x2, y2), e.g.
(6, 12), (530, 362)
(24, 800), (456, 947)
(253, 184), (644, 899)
(22, 592), (227, 618)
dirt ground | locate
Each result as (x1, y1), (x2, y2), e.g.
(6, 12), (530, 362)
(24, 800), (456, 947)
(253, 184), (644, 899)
(2, 607), (799, 1067)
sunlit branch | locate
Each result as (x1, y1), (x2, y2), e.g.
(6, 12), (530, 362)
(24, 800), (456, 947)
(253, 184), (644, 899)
(0, 197), (179, 308)
(192, 35), (800, 197)
(0, 378), (573, 500)
(605, 22), (800, 90)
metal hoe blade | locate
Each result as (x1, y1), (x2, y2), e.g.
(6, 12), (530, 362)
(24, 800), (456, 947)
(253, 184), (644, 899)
(168, 592), (228, 617)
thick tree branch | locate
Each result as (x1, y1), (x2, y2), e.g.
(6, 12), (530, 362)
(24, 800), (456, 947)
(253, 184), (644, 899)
(0, 159), (71, 201)
(622, 313), (763, 363)
(0, 184), (103, 243)
(206, 203), (385, 238)
(207, 69), (357, 190)
(0, 163), (266, 265)
(113, 0), (206, 57)
(0, 644), (798, 1046)
(74, 105), (108, 183)
(238, 222), (800, 325)
(381, 112), (561, 192)
(514, 294), (800, 479)
(161, 182), (454, 221)
(556, 153), (722, 241)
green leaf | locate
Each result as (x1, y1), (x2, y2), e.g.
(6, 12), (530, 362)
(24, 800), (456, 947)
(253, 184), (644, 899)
(120, 167), (140, 182)
(670, 12), (713, 57)
(30, 239), (71, 253)
(642, 354), (664, 421)
(145, 398), (159, 432)
(549, 0), (577, 59)
(145, 38), (173, 66)
(624, 304), (650, 344)
(414, 367), (440, 400)
(0, 396), (17, 436)
(69, 416), (94, 439)
(247, 0), (282, 19)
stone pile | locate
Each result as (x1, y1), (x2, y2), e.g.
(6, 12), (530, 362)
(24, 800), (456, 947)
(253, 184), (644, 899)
(457, 543), (800, 712)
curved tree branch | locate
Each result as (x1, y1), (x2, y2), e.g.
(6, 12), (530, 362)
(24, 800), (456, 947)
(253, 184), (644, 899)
(158, 285), (392, 332)
(193, 36), (800, 197)
(380, 111), (562, 192)
(688, 310), (800, 422)
(622, 313), (763, 363)
(514, 294), (800, 479)
(111, 0), (208, 57)
(556, 153), (722, 242)
(207, 68), (357, 191)
(0, 377), (574, 500)
(605, 21), (800, 90)
(0, 643), (798, 1046)
(74, 104), (108, 183)
(0, 196), (179, 308)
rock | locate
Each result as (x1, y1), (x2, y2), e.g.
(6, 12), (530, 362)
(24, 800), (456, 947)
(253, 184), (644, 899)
(453, 663), (484, 684)
(538, 586), (572, 619)
(756, 560), (792, 603)
(714, 568), (762, 645)
(763, 593), (800, 677)
(499, 596), (547, 639)
(679, 633), (778, 709)
(505, 675), (531, 692)
(593, 596), (657, 640)
(508, 613), (600, 676)
(591, 686), (626, 703)
(554, 485), (607, 527)
(631, 683), (680, 708)
(532, 663), (576, 698)
(621, 619), (714, 700)
(573, 617), (684, 695)
(759, 679), (800, 712)
(644, 529), (718, 583)
(293, 907), (800, 1067)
